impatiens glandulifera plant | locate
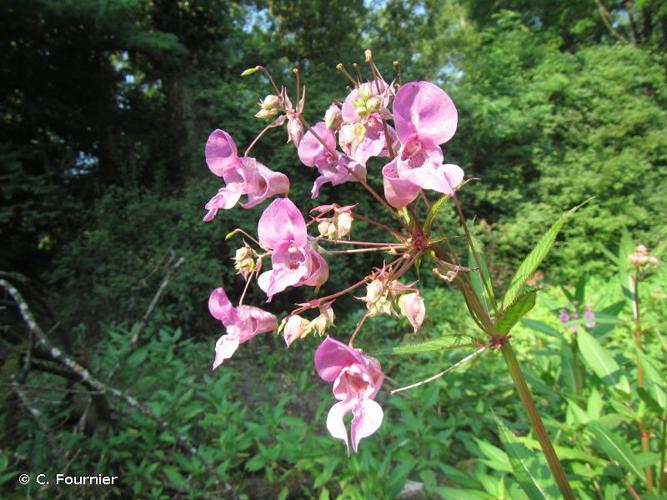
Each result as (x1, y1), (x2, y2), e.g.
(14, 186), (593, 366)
(203, 51), (580, 498)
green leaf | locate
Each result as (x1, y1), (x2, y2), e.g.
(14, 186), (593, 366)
(521, 319), (561, 338)
(467, 231), (494, 312)
(495, 416), (560, 499)
(637, 388), (664, 414)
(163, 466), (188, 488)
(389, 336), (475, 355)
(588, 422), (643, 479)
(577, 330), (629, 392)
(423, 194), (450, 235)
(495, 289), (537, 334)
(502, 206), (579, 308)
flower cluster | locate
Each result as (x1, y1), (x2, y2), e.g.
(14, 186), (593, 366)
(202, 55), (466, 451)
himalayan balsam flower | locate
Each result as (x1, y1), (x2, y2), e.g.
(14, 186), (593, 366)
(383, 81), (464, 208)
(208, 287), (277, 369)
(203, 129), (289, 220)
(584, 309), (596, 329)
(257, 198), (329, 300)
(283, 315), (311, 346)
(315, 337), (384, 453)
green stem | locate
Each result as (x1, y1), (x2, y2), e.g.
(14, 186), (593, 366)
(501, 342), (576, 500)
(659, 416), (666, 494)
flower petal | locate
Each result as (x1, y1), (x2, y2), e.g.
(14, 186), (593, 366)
(326, 400), (353, 453)
(206, 129), (239, 176)
(212, 333), (241, 370)
(351, 398), (384, 452)
(241, 160), (290, 209)
(314, 336), (364, 382)
(382, 159), (421, 208)
(257, 198), (308, 249)
(393, 81), (457, 145)
(298, 122), (336, 167)
(208, 288), (238, 325)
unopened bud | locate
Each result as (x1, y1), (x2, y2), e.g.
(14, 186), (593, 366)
(336, 211), (353, 239)
(366, 279), (384, 304)
(287, 117), (305, 146)
(311, 306), (335, 335)
(255, 94), (282, 120)
(234, 246), (256, 279)
(398, 292), (425, 333)
(325, 104), (342, 130)
(318, 220), (336, 239)
(284, 315), (311, 347)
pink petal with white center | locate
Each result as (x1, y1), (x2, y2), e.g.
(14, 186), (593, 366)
(257, 198), (308, 250)
(212, 333), (240, 370)
(298, 122), (337, 167)
(382, 159), (421, 208)
(351, 398), (384, 452)
(393, 81), (458, 145)
(205, 129), (239, 176)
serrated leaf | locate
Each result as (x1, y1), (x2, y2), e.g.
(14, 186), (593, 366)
(495, 290), (537, 334)
(390, 336), (475, 355)
(495, 416), (560, 499)
(588, 422), (643, 479)
(502, 207), (579, 308)
(163, 466), (187, 487)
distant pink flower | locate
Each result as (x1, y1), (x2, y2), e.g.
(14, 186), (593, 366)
(203, 129), (289, 221)
(298, 122), (367, 198)
(584, 309), (596, 329)
(382, 81), (463, 207)
(315, 337), (384, 453)
(559, 309), (570, 323)
(208, 287), (277, 369)
(257, 198), (329, 300)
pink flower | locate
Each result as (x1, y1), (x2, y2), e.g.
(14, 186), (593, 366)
(203, 129), (290, 221)
(256, 198), (329, 300)
(398, 292), (426, 332)
(584, 309), (596, 329)
(315, 337), (384, 453)
(208, 287), (277, 369)
(559, 309), (570, 323)
(382, 81), (464, 208)
(298, 122), (367, 198)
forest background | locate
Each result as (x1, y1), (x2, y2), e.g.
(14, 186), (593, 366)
(1, 0), (666, 498)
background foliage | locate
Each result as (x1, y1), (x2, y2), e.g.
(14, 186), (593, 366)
(1, 0), (666, 498)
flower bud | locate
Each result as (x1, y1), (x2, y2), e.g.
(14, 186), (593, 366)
(398, 292), (425, 332)
(287, 117), (305, 146)
(284, 315), (311, 347)
(234, 245), (256, 279)
(366, 280), (384, 304)
(336, 211), (353, 239)
(325, 104), (342, 130)
(255, 94), (282, 119)
(311, 305), (335, 335)
(629, 244), (658, 268)
(318, 220), (337, 239)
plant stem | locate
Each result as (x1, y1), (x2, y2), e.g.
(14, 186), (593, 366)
(500, 341), (576, 500)
(659, 416), (666, 494)
(630, 271), (654, 493)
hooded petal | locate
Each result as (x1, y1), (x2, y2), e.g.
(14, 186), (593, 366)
(300, 248), (329, 289)
(257, 198), (308, 249)
(298, 121), (337, 167)
(241, 159), (290, 209)
(351, 398), (384, 452)
(206, 129), (239, 176)
(208, 288), (238, 325)
(314, 336), (364, 382)
(393, 81), (457, 145)
(382, 159), (421, 208)
(212, 333), (241, 370)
